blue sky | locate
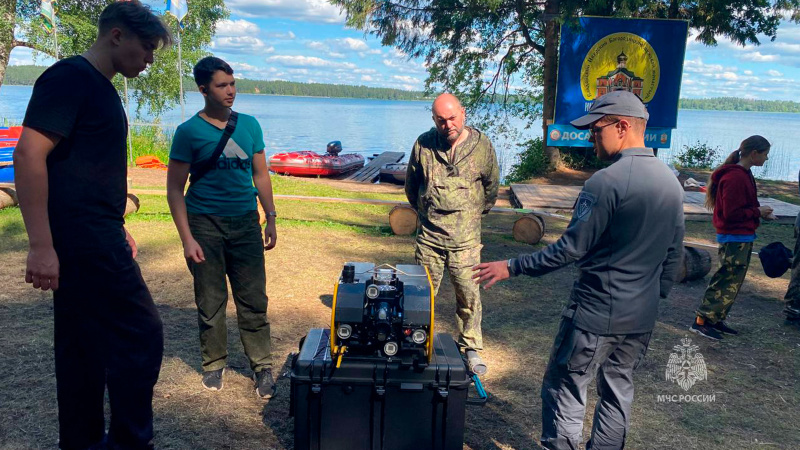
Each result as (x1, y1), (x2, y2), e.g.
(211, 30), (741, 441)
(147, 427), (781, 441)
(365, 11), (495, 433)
(8, 1), (800, 100)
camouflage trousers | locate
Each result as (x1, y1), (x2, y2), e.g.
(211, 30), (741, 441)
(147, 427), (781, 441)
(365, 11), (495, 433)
(415, 242), (483, 351)
(696, 242), (753, 323)
(783, 227), (800, 314)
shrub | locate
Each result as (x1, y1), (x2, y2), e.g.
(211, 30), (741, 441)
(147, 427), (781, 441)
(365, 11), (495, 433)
(505, 138), (548, 183)
(560, 147), (608, 171)
(128, 125), (173, 166)
(676, 141), (721, 169)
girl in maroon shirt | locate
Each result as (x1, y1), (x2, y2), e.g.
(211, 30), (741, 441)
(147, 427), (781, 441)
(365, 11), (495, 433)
(691, 135), (773, 340)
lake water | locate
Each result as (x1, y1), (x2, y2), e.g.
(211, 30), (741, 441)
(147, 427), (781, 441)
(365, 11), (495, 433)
(2, 84), (799, 181)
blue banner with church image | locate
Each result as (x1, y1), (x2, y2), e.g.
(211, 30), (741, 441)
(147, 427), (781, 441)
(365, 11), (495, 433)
(549, 17), (688, 147)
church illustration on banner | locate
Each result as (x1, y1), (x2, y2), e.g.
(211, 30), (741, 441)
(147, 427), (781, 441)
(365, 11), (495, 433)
(596, 51), (644, 99)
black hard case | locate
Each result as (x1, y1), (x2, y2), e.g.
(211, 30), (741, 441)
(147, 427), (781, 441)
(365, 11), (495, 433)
(290, 328), (471, 450)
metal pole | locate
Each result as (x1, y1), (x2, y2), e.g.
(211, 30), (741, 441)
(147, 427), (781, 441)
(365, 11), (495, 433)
(124, 78), (133, 166)
(53, 24), (59, 59)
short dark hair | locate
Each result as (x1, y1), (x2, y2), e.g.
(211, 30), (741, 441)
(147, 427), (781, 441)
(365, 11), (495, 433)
(98, 0), (172, 48)
(193, 56), (234, 87)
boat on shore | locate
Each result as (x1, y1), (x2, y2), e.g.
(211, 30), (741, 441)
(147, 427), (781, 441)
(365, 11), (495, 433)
(379, 162), (408, 184)
(0, 126), (22, 184)
(268, 141), (365, 177)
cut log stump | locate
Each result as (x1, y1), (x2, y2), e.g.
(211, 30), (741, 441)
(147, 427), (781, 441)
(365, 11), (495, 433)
(389, 205), (418, 235)
(0, 187), (18, 210)
(124, 193), (140, 216)
(678, 246), (712, 282)
(512, 214), (546, 245)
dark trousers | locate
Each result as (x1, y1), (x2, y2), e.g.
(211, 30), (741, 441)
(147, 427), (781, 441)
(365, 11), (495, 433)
(54, 244), (163, 450)
(783, 227), (800, 310)
(541, 317), (651, 450)
(187, 212), (272, 373)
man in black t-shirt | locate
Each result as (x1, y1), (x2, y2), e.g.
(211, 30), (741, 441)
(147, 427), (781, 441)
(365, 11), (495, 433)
(13, 2), (171, 449)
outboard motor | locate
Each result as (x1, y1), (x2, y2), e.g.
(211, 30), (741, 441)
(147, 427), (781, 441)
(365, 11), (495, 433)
(326, 140), (343, 156)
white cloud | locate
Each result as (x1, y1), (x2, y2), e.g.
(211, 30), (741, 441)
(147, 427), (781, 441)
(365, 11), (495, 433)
(267, 55), (357, 70)
(226, 0), (344, 24)
(211, 36), (273, 55)
(215, 19), (260, 37)
(743, 70), (753, 75)
(767, 69), (784, 77)
(328, 52), (346, 59)
(334, 37), (369, 51)
(392, 75), (420, 84)
(740, 51), (779, 62)
(361, 75), (373, 82)
(267, 31), (296, 40)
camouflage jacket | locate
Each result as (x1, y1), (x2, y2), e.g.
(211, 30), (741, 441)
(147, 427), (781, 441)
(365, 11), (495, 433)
(405, 127), (499, 250)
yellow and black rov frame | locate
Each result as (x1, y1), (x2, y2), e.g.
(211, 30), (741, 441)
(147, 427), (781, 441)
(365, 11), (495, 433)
(329, 263), (435, 368)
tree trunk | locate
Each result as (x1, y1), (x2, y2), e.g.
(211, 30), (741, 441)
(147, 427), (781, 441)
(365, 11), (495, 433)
(0, 0), (16, 91)
(542, 0), (560, 170)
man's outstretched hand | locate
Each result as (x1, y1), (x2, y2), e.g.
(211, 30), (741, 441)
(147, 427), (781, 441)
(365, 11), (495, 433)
(472, 260), (510, 290)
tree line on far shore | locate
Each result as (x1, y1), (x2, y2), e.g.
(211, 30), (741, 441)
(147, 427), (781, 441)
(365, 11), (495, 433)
(3, 65), (428, 101)
(5, 65), (800, 112)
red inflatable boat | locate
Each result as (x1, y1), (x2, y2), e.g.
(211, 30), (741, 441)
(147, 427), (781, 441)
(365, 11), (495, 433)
(268, 141), (365, 177)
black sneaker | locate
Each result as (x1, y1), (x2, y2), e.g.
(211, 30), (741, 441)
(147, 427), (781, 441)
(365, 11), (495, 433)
(785, 304), (800, 321)
(254, 369), (276, 399)
(711, 320), (739, 335)
(202, 368), (224, 391)
(690, 321), (723, 340)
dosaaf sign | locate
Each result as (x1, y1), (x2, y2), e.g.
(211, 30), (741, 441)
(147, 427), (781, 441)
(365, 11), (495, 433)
(549, 17), (688, 148)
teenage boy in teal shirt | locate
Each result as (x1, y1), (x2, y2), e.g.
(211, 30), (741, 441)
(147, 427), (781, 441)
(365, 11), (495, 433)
(167, 56), (278, 399)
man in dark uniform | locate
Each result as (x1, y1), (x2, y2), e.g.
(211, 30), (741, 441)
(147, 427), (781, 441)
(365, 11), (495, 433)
(473, 91), (685, 449)
(14, 2), (171, 448)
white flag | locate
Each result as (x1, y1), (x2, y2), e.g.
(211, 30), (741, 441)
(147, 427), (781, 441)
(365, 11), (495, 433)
(166, 0), (188, 23)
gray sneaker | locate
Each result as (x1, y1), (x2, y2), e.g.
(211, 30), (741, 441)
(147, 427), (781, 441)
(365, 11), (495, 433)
(254, 369), (276, 399)
(465, 349), (487, 375)
(202, 368), (224, 391)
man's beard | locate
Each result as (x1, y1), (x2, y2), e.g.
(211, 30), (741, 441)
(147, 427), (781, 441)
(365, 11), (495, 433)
(440, 127), (463, 145)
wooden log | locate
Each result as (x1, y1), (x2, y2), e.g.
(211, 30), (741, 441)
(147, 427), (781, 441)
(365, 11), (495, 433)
(0, 187), (18, 210)
(512, 214), (546, 245)
(678, 246), (712, 283)
(124, 193), (140, 216)
(389, 205), (418, 235)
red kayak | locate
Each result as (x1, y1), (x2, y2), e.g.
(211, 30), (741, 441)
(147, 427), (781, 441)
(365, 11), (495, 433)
(268, 141), (365, 177)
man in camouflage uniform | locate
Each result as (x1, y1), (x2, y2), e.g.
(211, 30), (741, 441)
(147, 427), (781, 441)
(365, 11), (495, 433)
(783, 173), (800, 321)
(405, 93), (499, 375)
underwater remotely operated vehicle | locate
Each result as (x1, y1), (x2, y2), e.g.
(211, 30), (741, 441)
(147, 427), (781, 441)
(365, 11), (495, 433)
(330, 263), (434, 368)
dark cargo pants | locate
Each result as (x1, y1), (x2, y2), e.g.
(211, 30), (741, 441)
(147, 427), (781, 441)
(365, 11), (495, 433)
(783, 227), (800, 315)
(54, 244), (163, 450)
(414, 242), (483, 351)
(696, 242), (753, 323)
(541, 316), (651, 450)
(188, 212), (272, 373)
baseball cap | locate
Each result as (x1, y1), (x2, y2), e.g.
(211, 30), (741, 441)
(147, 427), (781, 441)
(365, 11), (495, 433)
(570, 91), (650, 129)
